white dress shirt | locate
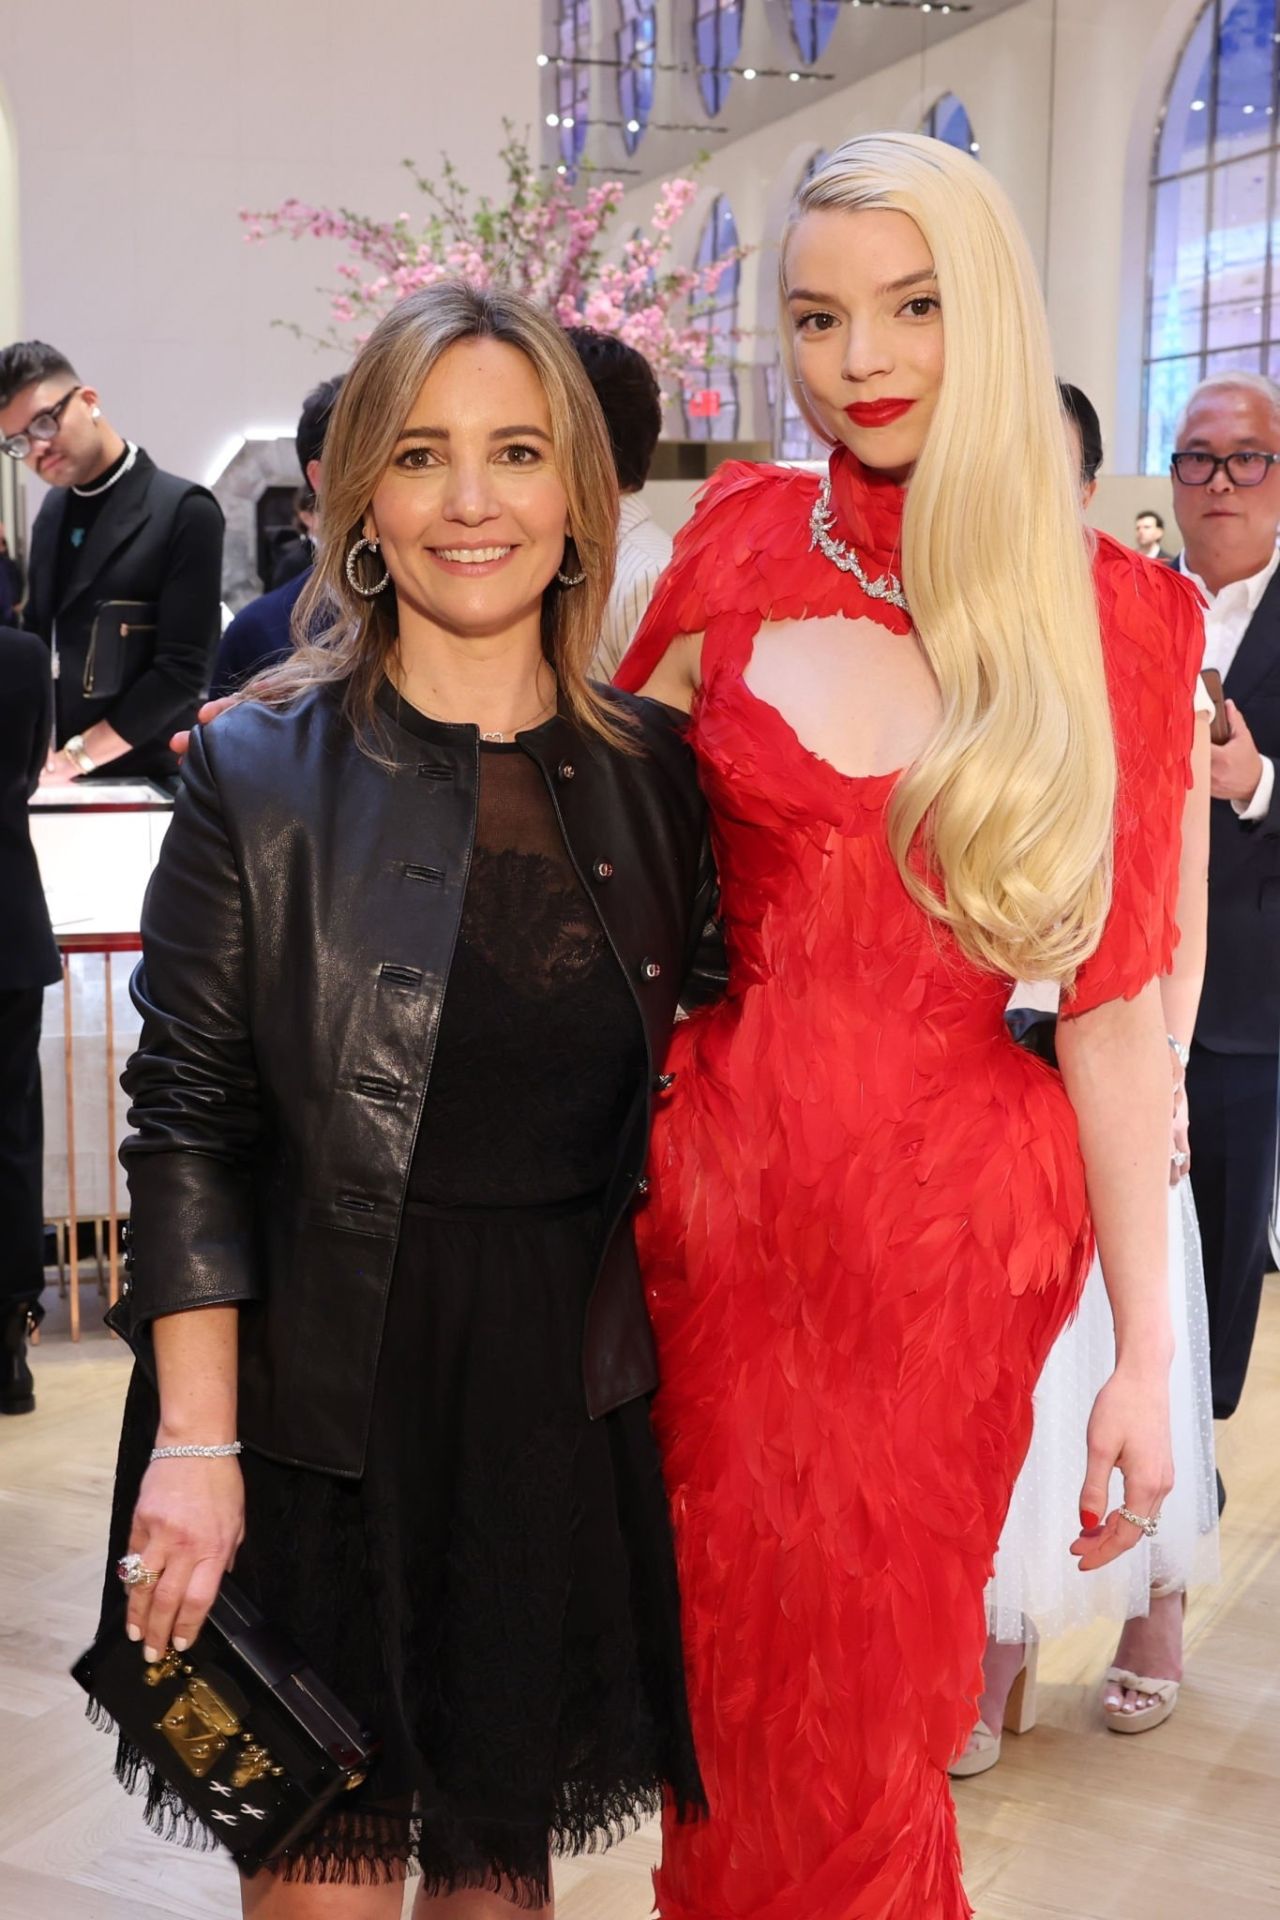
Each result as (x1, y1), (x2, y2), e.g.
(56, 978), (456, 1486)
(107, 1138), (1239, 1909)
(594, 492), (674, 682)
(1180, 545), (1280, 822)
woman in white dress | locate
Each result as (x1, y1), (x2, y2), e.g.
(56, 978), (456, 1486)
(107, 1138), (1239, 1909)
(952, 384), (1219, 1774)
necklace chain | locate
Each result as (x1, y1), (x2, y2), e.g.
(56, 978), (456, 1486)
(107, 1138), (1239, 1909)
(477, 692), (556, 743)
(808, 476), (910, 614)
(402, 670), (558, 743)
(73, 441), (139, 498)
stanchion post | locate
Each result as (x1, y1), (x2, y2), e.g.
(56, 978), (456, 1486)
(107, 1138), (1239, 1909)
(105, 951), (120, 1308)
(61, 948), (80, 1340)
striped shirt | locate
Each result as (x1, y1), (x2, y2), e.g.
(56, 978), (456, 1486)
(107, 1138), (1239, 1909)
(595, 492), (674, 682)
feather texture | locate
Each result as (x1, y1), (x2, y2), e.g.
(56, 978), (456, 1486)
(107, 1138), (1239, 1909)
(616, 453), (1202, 1919)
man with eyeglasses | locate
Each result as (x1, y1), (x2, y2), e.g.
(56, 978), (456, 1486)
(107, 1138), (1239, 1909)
(1171, 369), (1280, 1438)
(0, 340), (222, 788)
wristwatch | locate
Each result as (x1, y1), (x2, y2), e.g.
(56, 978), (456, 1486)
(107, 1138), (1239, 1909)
(63, 733), (96, 775)
(1167, 1034), (1190, 1071)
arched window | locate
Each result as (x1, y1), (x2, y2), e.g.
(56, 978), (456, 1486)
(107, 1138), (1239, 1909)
(684, 195), (741, 442)
(789, 1), (840, 62)
(1143, 0), (1279, 473)
(773, 149), (832, 460)
(617, 1), (657, 153)
(695, 0), (744, 117)
(921, 93), (979, 155)
(556, 0), (592, 177)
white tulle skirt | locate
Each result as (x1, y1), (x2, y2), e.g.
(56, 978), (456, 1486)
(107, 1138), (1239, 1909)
(987, 1177), (1220, 1642)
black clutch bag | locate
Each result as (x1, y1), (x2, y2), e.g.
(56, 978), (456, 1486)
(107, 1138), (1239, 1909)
(83, 598), (157, 698)
(72, 1578), (380, 1877)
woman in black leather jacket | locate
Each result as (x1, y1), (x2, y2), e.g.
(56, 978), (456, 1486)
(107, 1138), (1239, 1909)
(97, 283), (719, 1917)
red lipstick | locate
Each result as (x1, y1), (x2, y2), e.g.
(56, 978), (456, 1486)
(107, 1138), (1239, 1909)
(845, 398), (915, 428)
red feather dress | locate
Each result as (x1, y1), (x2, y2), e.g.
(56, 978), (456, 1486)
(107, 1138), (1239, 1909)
(614, 448), (1204, 1919)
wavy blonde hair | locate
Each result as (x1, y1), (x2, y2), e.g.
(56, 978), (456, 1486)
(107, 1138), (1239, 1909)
(246, 280), (628, 750)
(780, 133), (1115, 984)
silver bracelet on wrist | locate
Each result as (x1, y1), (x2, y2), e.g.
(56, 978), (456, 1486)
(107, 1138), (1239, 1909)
(150, 1442), (243, 1461)
(1167, 1034), (1190, 1072)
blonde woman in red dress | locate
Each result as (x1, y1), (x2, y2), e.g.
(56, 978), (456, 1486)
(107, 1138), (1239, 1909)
(615, 134), (1205, 1920)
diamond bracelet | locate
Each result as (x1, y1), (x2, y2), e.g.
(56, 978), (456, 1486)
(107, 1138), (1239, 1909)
(150, 1442), (243, 1461)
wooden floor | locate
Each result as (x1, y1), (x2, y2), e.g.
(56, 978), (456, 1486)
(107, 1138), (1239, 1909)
(3, 1279), (1279, 1920)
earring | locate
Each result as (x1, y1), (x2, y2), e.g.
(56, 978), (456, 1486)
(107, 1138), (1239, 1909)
(345, 535), (390, 597)
(556, 539), (586, 588)
(90, 406), (101, 420)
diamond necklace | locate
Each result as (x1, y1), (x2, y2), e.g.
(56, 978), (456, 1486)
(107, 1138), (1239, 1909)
(72, 440), (139, 498)
(808, 476), (910, 614)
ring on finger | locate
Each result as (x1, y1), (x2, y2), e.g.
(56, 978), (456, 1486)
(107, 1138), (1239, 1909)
(1118, 1505), (1159, 1539)
(117, 1551), (160, 1588)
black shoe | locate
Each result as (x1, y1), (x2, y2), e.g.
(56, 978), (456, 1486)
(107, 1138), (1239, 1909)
(0, 1299), (44, 1415)
(1216, 1468), (1226, 1518)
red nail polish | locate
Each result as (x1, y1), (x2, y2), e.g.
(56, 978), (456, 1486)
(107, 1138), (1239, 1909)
(1080, 1509), (1101, 1530)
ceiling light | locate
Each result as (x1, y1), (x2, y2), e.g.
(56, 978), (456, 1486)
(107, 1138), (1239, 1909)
(1243, 103), (1255, 114)
(1190, 98), (1206, 110)
(788, 71), (801, 82)
(742, 67), (757, 79)
(969, 141), (980, 153)
(562, 115), (575, 128)
(627, 118), (641, 132)
(556, 164), (567, 175)
(545, 113), (560, 126)
(535, 52), (549, 67)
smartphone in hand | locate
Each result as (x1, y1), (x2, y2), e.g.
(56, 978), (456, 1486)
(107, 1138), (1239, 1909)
(1200, 668), (1231, 747)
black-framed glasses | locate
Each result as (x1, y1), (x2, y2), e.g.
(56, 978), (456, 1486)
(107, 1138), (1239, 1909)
(1170, 449), (1280, 489)
(0, 385), (83, 461)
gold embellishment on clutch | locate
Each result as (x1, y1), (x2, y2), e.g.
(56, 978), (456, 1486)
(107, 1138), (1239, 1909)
(143, 1648), (182, 1687)
(156, 1677), (242, 1778)
(231, 1733), (276, 1789)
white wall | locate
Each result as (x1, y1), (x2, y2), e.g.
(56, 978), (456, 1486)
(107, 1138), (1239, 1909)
(0, 0), (541, 508)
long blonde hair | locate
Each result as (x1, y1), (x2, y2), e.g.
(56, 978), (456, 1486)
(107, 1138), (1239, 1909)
(247, 280), (628, 750)
(781, 133), (1115, 984)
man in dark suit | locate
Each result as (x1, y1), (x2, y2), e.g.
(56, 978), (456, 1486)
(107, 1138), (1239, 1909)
(0, 629), (61, 1412)
(209, 373), (343, 698)
(0, 340), (223, 790)
(1172, 370), (1280, 1423)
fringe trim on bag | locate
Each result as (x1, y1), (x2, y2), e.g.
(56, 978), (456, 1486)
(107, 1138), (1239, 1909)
(87, 1699), (689, 1900)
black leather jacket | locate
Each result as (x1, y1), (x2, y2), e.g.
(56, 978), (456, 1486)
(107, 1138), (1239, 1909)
(109, 683), (722, 1477)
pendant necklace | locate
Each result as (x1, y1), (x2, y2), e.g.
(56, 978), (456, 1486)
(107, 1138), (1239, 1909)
(809, 477), (910, 614)
(401, 675), (558, 743)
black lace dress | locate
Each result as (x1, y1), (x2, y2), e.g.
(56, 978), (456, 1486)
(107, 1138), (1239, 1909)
(99, 731), (704, 1900)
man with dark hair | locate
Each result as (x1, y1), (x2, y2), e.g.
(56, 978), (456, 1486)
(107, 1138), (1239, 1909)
(564, 328), (673, 678)
(1135, 509), (1171, 561)
(0, 340), (223, 788)
(0, 627), (61, 1412)
(209, 373), (344, 697)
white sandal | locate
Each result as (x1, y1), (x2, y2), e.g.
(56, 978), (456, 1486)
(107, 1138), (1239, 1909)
(1102, 1581), (1185, 1735)
(949, 1635), (1039, 1779)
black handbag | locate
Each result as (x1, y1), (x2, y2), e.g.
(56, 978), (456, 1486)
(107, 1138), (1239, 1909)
(83, 598), (157, 698)
(72, 1578), (380, 1876)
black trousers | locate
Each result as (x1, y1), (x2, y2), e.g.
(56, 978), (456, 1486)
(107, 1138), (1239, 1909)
(1187, 1041), (1279, 1421)
(0, 988), (47, 1312)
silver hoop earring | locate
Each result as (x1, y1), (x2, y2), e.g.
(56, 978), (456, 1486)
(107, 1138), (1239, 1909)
(556, 542), (586, 588)
(346, 535), (390, 597)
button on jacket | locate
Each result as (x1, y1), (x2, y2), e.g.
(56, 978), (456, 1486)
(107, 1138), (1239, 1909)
(108, 682), (723, 1477)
